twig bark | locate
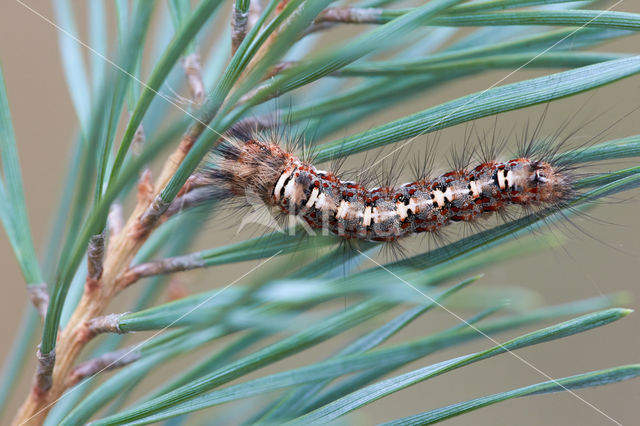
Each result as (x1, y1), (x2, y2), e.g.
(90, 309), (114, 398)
(86, 313), (128, 338)
(302, 21), (334, 36)
(13, 132), (201, 425)
(182, 52), (205, 105)
(27, 283), (49, 320)
(133, 169), (165, 239)
(315, 7), (384, 25)
(166, 187), (212, 217)
(67, 347), (141, 387)
(86, 233), (105, 292)
(122, 253), (205, 288)
(264, 60), (296, 79)
(136, 195), (172, 238)
(33, 348), (55, 397)
(301, 7), (385, 36)
(231, 2), (250, 54)
(242, 0), (289, 80)
(132, 122), (146, 155)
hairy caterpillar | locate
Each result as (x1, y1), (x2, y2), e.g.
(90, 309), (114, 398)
(195, 125), (576, 243)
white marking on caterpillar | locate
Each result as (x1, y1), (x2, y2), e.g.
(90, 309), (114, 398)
(273, 168), (293, 201)
(408, 197), (420, 213)
(469, 180), (480, 198)
(396, 202), (408, 220)
(363, 206), (373, 226)
(336, 200), (348, 220)
(316, 192), (336, 212)
(497, 169), (507, 190)
(305, 187), (319, 209)
(506, 170), (514, 189)
(284, 175), (304, 205)
(443, 186), (455, 203)
(432, 189), (445, 208)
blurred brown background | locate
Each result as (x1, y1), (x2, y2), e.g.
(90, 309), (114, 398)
(1, 1), (639, 425)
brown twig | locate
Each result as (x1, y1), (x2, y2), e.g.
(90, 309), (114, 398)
(136, 194), (172, 238)
(86, 313), (128, 338)
(182, 52), (205, 105)
(264, 60), (296, 80)
(302, 21), (334, 36)
(67, 347), (141, 387)
(137, 169), (154, 206)
(27, 283), (49, 320)
(241, 0), (289, 81)
(132, 123), (146, 155)
(86, 234), (105, 292)
(132, 169), (163, 239)
(250, 7), (383, 81)
(236, 6), (384, 106)
(122, 253), (205, 288)
(231, 3), (250, 55)
(166, 187), (212, 217)
(33, 348), (55, 398)
(315, 7), (383, 25)
(108, 202), (125, 237)
(176, 174), (211, 197)
(13, 130), (202, 425)
(300, 7), (385, 37)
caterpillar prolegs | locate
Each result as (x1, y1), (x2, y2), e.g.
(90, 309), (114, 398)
(199, 130), (574, 243)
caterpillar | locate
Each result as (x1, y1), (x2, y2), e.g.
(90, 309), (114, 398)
(194, 125), (575, 243)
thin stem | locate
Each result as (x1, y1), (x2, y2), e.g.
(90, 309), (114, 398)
(182, 52), (205, 105)
(67, 347), (141, 387)
(316, 7), (383, 24)
(87, 234), (105, 282)
(87, 313), (128, 338)
(232, 1), (250, 55)
(123, 253), (204, 288)
(166, 187), (212, 217)
(131, 122), (146, 155)
(26, 284), (49, 320)
(136, 196), (173, 238)
(34, 349), (56, 397)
